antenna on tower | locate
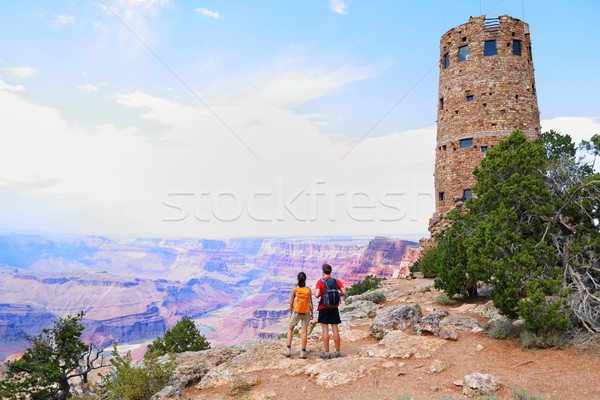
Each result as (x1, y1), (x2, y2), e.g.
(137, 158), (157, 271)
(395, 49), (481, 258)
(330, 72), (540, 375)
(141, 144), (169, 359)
(522, 3), (525, 20)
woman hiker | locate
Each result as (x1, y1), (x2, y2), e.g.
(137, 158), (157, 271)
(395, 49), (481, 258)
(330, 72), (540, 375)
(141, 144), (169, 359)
(284, 271), (313, 359)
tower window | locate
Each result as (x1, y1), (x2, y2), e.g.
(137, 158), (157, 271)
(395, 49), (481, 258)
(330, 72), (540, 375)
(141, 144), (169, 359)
(513, 40), (522, 56)
(483, 103), (487, 107)
(460, 138), (473, 148)
(463, 189), (473, 200)
(481, 146), (488, 153)
(439, 192), (446, 201)
(466, 95), (474, 102)
(484, 40), (497, 56)
(439, 97), (444, 110)
(458, 45), (470, 62)
(443, 53), (450, 68)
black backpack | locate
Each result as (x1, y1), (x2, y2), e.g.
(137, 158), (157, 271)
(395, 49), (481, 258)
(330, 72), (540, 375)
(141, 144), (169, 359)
(320, 278), (341, 308)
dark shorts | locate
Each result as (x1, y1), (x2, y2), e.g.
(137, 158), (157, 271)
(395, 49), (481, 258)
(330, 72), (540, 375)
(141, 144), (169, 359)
(318, 307), (341, 325)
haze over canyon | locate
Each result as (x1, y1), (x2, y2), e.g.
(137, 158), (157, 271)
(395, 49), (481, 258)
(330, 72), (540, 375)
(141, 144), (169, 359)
(0, 233), (419, 360)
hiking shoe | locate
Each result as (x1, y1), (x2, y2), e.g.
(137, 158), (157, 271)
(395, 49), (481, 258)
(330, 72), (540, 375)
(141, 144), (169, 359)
(319, 352), (330, 360)
(283, 346), (291, 357)
(299, 350), (307, 359)
(335, 350), (342, 358)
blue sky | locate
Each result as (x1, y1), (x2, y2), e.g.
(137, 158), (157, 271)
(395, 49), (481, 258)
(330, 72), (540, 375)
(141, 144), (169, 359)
(0, 0), (599, 238)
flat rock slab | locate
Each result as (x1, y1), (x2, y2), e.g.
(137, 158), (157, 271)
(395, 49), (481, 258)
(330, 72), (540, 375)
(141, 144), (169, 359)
(440, 314), (481, 331)
(287, 357), (380, 388)
(358, 330), (445, 359)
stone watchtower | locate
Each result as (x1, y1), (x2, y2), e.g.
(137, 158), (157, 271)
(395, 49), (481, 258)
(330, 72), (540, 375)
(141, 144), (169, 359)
(429, 15), (541, 237)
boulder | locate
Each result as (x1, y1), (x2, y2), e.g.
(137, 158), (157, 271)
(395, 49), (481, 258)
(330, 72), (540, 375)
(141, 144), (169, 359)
(462, 372), (501, 397)
(428, 359), (450, 374)
(370, 304), (422, 336)
(439, 314), (481, 331)
(339, 300), (380, 321)
(415, 323), (440, 336)
(480, 301), (502, 319)
(421, 310), (449, 325)
(150, 347), (242, 400)
(438, 328), (458, 341)
(416, 310), (449, 336)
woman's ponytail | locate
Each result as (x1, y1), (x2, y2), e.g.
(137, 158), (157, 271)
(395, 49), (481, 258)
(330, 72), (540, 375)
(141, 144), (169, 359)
(297, 272), (307, 288)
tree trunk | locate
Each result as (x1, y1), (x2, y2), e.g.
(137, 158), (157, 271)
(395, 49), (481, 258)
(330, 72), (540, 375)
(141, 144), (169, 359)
(56, 374), (70, 400)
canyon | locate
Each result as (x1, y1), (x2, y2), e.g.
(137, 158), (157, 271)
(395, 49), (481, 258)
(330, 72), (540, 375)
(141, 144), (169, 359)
(0, 233), (420, 360)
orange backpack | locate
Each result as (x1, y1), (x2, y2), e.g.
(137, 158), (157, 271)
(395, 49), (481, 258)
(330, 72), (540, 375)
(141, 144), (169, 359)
(294, 287), (311, 314)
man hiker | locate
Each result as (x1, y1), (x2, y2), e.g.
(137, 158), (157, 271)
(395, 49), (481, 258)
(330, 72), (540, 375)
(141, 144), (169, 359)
(314, 263), (347, 359)
(284, 271), (313, 359)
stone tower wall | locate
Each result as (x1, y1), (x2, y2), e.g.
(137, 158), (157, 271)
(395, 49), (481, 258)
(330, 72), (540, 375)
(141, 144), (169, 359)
(429, 14), (540, 237)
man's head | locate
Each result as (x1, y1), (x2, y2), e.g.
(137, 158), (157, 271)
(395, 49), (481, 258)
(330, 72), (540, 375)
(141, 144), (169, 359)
(322, 263), (332, 275)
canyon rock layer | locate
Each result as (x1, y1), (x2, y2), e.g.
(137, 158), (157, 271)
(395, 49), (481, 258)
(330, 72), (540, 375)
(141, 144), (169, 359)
(0, 234), (419, 359)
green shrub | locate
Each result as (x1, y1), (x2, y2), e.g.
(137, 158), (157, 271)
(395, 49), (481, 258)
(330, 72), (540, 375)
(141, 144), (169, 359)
(347, 275), (386, 296)
(488, 320), (521, 340)
(511, 386), (548, 400)
(435, 294), (458, 306)
(90, 344), (176, 400)
(520, 330), (565, 349)
(362, 290), (386, 304)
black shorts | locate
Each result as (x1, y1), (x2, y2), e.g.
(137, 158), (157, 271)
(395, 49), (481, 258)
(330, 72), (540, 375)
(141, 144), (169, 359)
(318, 307), (341, 325)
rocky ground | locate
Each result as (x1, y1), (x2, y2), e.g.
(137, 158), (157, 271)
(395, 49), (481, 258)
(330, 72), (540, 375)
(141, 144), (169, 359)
(151, 278), (600, 400)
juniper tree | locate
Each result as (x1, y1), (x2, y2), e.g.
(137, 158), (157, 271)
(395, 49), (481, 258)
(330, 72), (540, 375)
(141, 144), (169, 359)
(431, 130), (599, 334)
(0, 312), (107, 400)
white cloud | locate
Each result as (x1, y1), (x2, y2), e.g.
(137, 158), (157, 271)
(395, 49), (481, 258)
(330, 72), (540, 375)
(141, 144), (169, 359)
(0, 79), (25, 92)
(224, 51), (389, 107)
(0, 59), (436, 237)
(541, 116), (600, 145)
(50, 14), (75, 29)
(195, 8), (220, 19)
(2, 66), (38, 79)
(76, 82), (108, 92)
(329, 0), (348, 14)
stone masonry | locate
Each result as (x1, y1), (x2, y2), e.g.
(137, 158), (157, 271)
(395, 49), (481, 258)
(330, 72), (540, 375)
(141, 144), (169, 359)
(427, 14), (541, 241)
